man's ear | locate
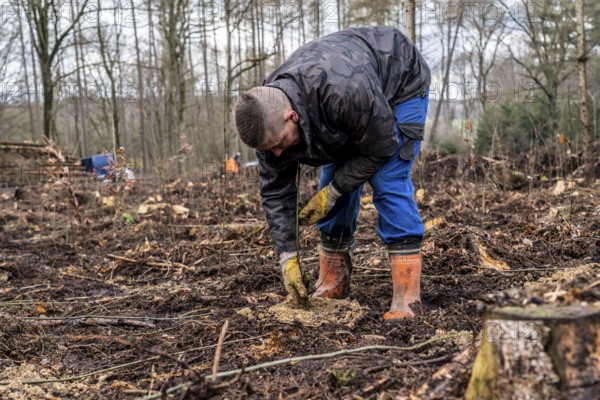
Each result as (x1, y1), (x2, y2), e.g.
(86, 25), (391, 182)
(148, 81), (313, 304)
(286, 110), (299, 123)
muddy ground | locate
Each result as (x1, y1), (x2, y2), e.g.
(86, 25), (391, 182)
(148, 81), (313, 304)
(0, 151), (599, 399)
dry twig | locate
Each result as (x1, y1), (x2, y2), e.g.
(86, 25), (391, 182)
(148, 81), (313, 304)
(212, 320), (229, 383)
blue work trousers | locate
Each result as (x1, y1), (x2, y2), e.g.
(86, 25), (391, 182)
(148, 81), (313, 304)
(317, 93), (429, 249)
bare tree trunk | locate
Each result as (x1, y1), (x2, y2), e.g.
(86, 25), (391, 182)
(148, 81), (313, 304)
(201, 1), (212, 124)
(131, 0), (147, 173)
(158, 0), (189, 161)
(75, 23), (89, 155)
(576, 0), (592, 165)
(224, 0), (234, 161)
(148, 0), (163, 164)
(251, 4), (258, 85)
(403, 1), (416, 43)
(277, 0), (285, 59)
(312, 0), (320, 38)
(96, 1), (121, 149)
(188, 28), (201, 163)
(17, 11), (36, 141)
(299, 0), (306, 43)
(115, 5), (126, 151)
(258, 3), (265, 79)
(72, 0), (87, 157)
(29, 44), (41, 142)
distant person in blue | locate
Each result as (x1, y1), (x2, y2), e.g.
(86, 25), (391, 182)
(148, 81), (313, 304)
(233, 27), (430, 323)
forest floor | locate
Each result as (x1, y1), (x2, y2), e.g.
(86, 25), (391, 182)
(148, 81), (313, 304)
(0, 150), (599, 399)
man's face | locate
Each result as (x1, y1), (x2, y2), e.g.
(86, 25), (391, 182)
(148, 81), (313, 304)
(256, 110), (302, 157)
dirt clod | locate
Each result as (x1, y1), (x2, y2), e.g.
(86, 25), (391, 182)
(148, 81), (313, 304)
(238, 298), (365, 327)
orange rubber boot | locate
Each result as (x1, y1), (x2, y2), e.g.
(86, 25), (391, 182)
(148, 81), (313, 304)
(383, 253), (422, 321)
(312, 249), (352, 299)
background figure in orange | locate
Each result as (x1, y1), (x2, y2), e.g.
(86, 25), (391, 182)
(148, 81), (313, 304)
(225, 156), (239, 174)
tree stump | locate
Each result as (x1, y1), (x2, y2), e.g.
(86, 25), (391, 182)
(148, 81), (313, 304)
(465, 305), (600, 400)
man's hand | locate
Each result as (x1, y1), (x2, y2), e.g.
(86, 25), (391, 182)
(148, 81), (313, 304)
(280, 253), (308, 306)
(298, 183), (342, 225)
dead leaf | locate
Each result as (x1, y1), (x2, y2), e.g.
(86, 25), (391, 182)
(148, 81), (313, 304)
(557, 133), (570, 144)
(142, 238), (151, 252)
(360, 195), (376, 210)
(171, 204), (189, 218)
(360, 195), (373, 204)
(424, 217), (444, 231)
(101, 196), (115, 207)
(477, 244), (510, 271)
(369, 258), (382, 266)
(421, 241), (435, 255)
(138, 203), (167, 214)
(36, 304), (47, 314)
(548, 207), (560, 219)
(552, 180), (566, 195)
(110, 380), (139, 390)
(415, 188), (425, 203)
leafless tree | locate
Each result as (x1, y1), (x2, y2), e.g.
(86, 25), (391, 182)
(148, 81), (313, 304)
(429, 0), (464, 144)
(499, 0), (575, 133)
(463, 3), (506, 112)
(25, 0), (90, 140)
(96, 0), (123, 150)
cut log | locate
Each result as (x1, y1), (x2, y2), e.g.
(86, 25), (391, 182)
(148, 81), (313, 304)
(465, 305), (600, 400)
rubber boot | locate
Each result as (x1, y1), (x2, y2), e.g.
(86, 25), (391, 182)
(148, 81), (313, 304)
(383, 253), (422, 322)
(312, 248), (352, 299)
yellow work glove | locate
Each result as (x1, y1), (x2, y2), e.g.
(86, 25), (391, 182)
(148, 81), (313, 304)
(280, 253), (308, 306)
(298, 183), (342, 226)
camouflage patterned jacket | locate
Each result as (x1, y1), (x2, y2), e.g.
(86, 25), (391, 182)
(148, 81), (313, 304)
(256, 26), (431, 255)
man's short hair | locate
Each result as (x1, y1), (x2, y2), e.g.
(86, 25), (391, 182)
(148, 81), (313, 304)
(234, 93), (265, 148)
(233, 87), (288, 149)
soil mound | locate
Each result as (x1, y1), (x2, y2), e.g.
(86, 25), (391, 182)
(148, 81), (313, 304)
(237, 297), (365, 327)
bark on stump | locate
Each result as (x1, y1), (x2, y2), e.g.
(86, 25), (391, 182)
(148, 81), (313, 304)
(465, 305), (600, 400)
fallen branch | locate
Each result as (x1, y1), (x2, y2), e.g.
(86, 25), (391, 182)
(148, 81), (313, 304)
(60, 272), (115, 285)
(354, 266), (388, 272)
(17, 310), (210, 322)
(364, 353), (453, 374)
(32, 318), (156, 329)
(0, 295), (135, 308)
(465, 265), (577, 274)
(141, 333), (469, 400)
(107, 254), (194, 272)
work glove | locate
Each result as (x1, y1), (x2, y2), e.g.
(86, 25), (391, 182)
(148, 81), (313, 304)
(280, 252), (308, 306)
(298, 183), (342, 226)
